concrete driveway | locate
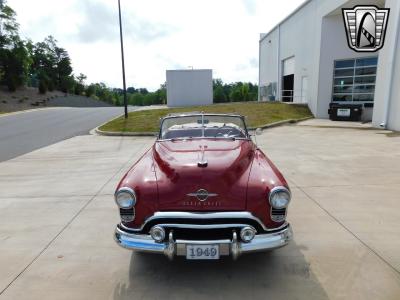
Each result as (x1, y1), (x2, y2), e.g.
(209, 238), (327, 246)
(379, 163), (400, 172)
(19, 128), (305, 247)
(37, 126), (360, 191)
(0, 122), (399, 299)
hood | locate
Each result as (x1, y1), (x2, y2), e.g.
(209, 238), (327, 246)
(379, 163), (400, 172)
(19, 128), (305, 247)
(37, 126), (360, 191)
(153, 139), (254, 211)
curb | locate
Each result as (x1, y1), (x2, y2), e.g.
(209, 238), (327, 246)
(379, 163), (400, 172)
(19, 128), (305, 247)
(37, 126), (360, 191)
(93, 112), (157, 137)
(248, 116), (314, 130)
(95, 128), (156, 136)
(94, 116), (314, 137)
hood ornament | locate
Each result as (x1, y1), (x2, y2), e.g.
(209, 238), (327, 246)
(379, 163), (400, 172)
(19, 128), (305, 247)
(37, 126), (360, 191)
(187, 189), (218, 201)
(198, 145), (208, 167)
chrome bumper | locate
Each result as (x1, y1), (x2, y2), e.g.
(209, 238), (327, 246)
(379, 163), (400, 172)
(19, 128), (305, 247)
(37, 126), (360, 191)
(114, 224), (293, 260)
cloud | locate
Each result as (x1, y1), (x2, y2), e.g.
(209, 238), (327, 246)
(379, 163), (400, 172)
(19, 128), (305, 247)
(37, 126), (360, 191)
(241, 0), (257, 15)
(235, 57), (258, 71)
(75, 0), (175, 43)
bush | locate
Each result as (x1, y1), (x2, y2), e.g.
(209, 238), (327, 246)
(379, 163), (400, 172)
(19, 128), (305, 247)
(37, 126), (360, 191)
(39, 80), (48, 94)
(143, 93), (156, 106)
(74, 83), (84, 95)
(47, 80), (55, 92)
(85, 85), (95, 97)
(213, 86), (226, 103)
(128, 93), (144, 106)
(60, 76), (75, 93)
(6, 76), (18, 92)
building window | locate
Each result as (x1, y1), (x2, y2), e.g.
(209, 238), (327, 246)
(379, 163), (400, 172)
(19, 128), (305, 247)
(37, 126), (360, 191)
(332, 57), (377, 103)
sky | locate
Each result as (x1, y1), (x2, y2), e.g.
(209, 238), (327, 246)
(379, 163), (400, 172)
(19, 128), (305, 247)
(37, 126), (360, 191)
(8, 0), (305, 91)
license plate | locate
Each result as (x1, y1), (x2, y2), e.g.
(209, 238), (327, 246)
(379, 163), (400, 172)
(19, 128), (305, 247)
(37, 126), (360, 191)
(337, 108), (351, 117)
(186, 244), (219, 260)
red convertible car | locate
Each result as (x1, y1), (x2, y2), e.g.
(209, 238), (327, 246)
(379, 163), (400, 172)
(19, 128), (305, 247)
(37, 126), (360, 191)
(114, 113), (292, 260)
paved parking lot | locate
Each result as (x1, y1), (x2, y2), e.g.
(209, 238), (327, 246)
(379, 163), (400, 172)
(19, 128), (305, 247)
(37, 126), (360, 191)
(0, 122), (400, 299)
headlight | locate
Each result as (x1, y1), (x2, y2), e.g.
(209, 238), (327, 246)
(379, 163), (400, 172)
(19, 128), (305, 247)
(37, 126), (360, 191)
(150, 225), (166, 242)
(115, 187), (136, 209)
(269, 186), (291, 209)
(240, 226), (256, 243)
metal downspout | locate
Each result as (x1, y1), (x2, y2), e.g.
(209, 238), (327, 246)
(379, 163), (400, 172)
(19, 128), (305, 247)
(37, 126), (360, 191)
(381, 1), (400, 129)
(277, 24), (281, 101)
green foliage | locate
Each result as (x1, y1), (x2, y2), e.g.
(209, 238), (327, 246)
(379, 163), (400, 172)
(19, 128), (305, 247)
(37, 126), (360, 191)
(213, 79), (258, 103)
(85, 84), (95, 97)
(1, 40), (31, 91)
(213, 80), (227, 103)
(76, 73), (87, 84)
(0, 4), (31, 91)
(0, 4), (19, 47)
(39, 79), (48, 94)
(74, 83), (84, 95)
(129, 93), (144, 106)
(30, 36), (73, 92)
(60, 75), (75, 93)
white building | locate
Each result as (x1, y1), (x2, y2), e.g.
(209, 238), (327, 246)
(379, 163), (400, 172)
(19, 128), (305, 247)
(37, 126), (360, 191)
(166, 69), (213, 107)
(259, 0), (400, 131)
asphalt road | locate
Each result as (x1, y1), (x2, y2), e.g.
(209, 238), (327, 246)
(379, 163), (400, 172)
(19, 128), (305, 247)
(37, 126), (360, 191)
(0, 107), (132, 162)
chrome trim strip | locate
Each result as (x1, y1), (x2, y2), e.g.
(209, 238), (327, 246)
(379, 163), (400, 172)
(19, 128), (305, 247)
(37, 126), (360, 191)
(121, 211), (288, 232)
(175, 239), (231, 245)
(153, 223), (252, 230)
(114, 224), (293, 259)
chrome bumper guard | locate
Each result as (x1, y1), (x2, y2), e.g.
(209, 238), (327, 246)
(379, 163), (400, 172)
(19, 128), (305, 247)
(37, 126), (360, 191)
(114, 224), (293, 260)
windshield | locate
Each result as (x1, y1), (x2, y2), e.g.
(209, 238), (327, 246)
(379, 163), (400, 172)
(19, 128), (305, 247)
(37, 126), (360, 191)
(159, 115), (248, 140)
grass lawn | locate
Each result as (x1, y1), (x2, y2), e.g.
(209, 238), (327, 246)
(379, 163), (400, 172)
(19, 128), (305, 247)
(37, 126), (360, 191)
(99, 102), (312, 133)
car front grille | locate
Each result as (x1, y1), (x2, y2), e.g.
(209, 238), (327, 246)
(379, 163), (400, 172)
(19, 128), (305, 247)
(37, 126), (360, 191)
(168, 227), (238, 241)
(141, 217), (267, 234)
(271, 208), (286, 222)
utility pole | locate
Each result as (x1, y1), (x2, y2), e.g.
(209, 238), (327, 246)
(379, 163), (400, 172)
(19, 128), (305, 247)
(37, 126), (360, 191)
(118, 0), (128, 119)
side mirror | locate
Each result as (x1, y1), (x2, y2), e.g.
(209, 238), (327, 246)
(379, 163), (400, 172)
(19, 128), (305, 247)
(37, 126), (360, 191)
(255, 128), (263, 136)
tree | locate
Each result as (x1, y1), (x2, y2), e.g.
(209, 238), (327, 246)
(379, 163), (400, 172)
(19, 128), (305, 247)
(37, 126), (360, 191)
(0, 3), (19, 48)
(55, 46), (72, 88)
(241, 83), (250, 101)
(129, 93), (144, 106)
(213, 79), (227, 103)
(127, 86), (136, 94)
(229, 86), (242, 102)
(138, 88), (148, 94)
(213, 86), (226, 103)
(85, 84), (95, 97)
(73, 73), (86, 95)
(0, 3), (31, 90)
(154, 83), (166, 104)
(60, 75), (75, 93)
(143, 93), (157, 106)
(76, 73), (86, 84)
(38, 79), (47, 94)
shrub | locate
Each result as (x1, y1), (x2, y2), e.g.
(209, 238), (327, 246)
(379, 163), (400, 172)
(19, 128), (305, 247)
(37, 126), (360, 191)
(6, 76), (18, 92)
(39, 80), (48, 94)
(85, 85), (95, 97)
(74, 83), (84, 95)
(60, 76), (75, 93)
(47, 80), (55, 92)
